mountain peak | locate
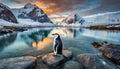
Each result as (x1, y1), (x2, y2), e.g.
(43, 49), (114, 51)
(11, 3), (52, 23)
(62, 13), (85, 24)
(24, 3), (37, 9)
(0, 3), (18, 23)
(67, 13), (81, 21)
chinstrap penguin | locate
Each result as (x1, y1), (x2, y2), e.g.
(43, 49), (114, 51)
(52, 33), (63, 56)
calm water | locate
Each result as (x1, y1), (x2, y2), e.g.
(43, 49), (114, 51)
(0, 27), (120, 59)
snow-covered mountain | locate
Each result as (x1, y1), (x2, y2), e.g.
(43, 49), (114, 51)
(84, 11), (120, 26)
(12, 3), (52, 23)
(61, 13), (85, 25)
(0, 3), (18, 23)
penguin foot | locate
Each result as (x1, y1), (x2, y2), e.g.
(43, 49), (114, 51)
(52, 53), (57, 56)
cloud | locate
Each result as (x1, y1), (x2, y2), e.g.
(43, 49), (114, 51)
(34, 0), (101, 14)
(3, 0), (120, 16)
(11, 0), (102, 14)
(12, 0), (34, 4)
(79, 0), (120, 16)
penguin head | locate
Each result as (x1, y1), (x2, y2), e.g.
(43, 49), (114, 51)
(52, 33), (60, 38)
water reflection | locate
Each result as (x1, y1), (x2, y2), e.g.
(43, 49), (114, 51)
(48, 27), (84, 38)
(0, 27), (120, 59)
(20, 29), (52, 46)
(32, 37), (53, 50)
(0, 33), (17, 51)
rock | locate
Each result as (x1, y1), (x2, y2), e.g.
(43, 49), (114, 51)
(0, 3), (18, 23)
(41, 50), (72, 68)
(0, 56), (37, 69)
(0, 29), (14, 34)
(36, 59), (49, 69)
(64, 60), (84, 69)
(99, 44), (120, 65)
(92, 42), (102, 48)
(77, 54), (119, 69)
(92, 41), (108, 48)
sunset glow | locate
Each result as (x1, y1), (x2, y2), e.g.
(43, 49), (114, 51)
(34, 1), (54, 14)
(32, 37), (53, 50)
(43, 9), (54, 14)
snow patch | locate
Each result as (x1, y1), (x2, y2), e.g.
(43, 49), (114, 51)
(0, 19), (54, 27)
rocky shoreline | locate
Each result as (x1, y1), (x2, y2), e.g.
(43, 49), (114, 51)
(0, 47), (120, 69)
(87, 24), (120, 30)
(0, 26), (28, 35)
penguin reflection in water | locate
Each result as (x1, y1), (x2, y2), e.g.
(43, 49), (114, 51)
(52, 33), (63, 56)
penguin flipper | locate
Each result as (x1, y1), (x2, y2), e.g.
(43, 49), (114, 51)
(53, 42), (57, 53)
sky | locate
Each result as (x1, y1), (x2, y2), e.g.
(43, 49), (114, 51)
(0, 0), (120, 21)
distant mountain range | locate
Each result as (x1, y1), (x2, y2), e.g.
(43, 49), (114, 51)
(84, 11), (120, 26)
(61, 13), (85, 25)
(0, 3), (52, 24)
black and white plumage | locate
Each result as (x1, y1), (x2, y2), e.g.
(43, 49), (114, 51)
(52, 33), (63, 55)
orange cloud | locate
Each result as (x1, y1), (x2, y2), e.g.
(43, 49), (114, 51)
(34, 1), (55, 14)
(34, 1), (46, 8)
(43, 9), (54, 14)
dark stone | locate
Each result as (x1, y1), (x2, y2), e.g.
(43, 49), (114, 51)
(64, 60), (84, 69)
(92, 42), (102, 48)
(41, 50), (72, 68)
(0, 56), (37, 69)
(77, 54), (119, 69)
(99, 44), (120, 65)
(0, 3), (18, 23)
(36, 58), (49, 69)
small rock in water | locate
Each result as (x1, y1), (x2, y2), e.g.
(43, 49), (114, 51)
(77, 54), (119, 69)
(64, 60), (84, 69)
(92, 41), (108, 48)
(92, 42), (102, 48)
(41, 50), (72, 68)
(0, 56), (36, 69)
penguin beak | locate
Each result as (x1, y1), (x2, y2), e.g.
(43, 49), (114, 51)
(52, 34), (55, 35)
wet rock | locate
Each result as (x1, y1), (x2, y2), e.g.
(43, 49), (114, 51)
(0, 29), (14, 34)
(92, 42), (102, 48)
(41, 50), (72, 68)
(36, 59), (49, 69)
(99, 44), (120, 65)
(0, 56), (36, 69)
(64, 60), (84, 69)
(77, 54), (119, 69)
(92, 41), (108, 48)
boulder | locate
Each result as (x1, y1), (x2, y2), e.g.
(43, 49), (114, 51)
(41, 50), (72, 68)
(0, 3), (18, 23)
(77, 54), (119, 69)
(0, 56), (36, 69)
(36, 59), (49, 69)
(64, 60), (84, 69)
(99, 44), (120, 65)
(0, 29), (13, 34)
(92, 42), (102, 48)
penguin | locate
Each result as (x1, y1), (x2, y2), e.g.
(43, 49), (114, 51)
(52, 33), (63, 55)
